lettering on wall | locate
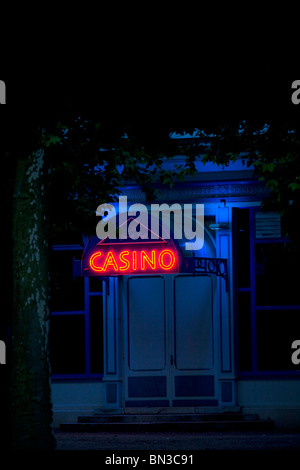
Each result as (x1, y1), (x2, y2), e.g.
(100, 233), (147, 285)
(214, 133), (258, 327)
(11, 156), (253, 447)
(0, 80), (6, 104)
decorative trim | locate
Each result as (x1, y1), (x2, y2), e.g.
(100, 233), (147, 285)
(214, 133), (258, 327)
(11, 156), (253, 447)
(221, 381), (233, 403)
(105, 278), (117, 375)
(128, 376), (167, 398)
(175, 375), (215, 397)
(125, 400), (169, 407)
(172, 399), (218, 407)
(122, 181), (268, 203)
(180, 257), (228, 291)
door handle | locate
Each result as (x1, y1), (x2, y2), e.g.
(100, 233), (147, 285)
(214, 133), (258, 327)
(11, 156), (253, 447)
(170, 355), (174, 366)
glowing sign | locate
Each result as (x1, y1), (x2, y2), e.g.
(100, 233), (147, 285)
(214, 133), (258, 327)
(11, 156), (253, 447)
(81, 214), (181, 276)
(89, 249), (177, 274)
(77, 233), (228, 286)
(82, 237), (180, 276)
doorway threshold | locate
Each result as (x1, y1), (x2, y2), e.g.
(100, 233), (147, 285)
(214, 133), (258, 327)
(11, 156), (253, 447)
(94, 406), (241, 415)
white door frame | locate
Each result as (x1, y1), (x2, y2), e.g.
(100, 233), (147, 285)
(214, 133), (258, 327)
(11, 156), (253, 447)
(122, 273), (219, 407)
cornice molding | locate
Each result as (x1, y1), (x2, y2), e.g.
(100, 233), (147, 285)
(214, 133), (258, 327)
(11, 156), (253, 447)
(122, 181), (268, 203)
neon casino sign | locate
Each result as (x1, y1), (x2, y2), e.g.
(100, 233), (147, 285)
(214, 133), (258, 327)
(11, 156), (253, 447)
(82, 243), (180, 276)
(89, 248), (177, 274)
(81, 224), (181, 276)
(77, 216), (228, 288)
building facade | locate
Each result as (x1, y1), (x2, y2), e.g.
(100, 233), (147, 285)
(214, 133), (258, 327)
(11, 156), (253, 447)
(50, 157), (300, 430)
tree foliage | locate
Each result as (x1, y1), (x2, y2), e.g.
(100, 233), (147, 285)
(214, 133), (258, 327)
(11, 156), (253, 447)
(41, 116), (300, 247)
(177, 120), (300, 246)
(43, 119), (181, 242)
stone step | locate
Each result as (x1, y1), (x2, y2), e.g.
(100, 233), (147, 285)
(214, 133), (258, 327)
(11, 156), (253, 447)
(120, 406), (241, 415)
(60, 419), (275, 433)
(94, 406), (241, 415)
(77, 412), (258, 424)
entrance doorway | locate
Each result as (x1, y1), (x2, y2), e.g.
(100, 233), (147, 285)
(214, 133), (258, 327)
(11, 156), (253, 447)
(123, 273), (218, 407)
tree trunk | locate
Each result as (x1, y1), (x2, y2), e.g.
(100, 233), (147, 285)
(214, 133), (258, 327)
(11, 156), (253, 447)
(11, 148), (55, 450)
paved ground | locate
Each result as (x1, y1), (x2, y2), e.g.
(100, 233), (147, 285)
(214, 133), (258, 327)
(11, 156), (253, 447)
(54, 430), (300, 451)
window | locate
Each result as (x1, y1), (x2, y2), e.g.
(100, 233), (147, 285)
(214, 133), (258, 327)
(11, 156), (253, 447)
(234, 208), (300, 375)
(255, 242), (300, 306)
(50, 248), (84, 311)
(256, 308), (300, 371)
(49, 246), (104, 378)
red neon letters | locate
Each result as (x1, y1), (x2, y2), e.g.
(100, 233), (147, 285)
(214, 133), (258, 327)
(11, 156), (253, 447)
(89, 249), (177, 274)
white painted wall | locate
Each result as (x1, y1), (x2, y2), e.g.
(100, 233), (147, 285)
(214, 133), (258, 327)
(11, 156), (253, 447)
(238, 379), (300, 430)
